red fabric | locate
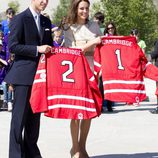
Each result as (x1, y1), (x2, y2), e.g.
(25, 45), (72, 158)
(30, 47), (102, 119)
(94, 36), (158, 103)
(30, 54), (48, 112)
(155, 87), (158, 96)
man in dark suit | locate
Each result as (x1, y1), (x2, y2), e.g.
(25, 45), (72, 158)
(4, 0), (52, 157)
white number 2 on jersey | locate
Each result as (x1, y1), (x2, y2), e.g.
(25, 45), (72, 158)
(40, 54), (45, 63)
(115, 49), (125, 70)
(61, 60), (75, 83)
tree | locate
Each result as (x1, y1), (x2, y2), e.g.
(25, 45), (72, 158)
(51, 0), (70, 26)
(8, 0), (20, 14)
(92, 0), (158, 51)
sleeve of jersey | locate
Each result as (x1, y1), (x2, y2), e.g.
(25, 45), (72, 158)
(30, 54), (48, 113)
(89, 76), (102, 116)
(143, 62), (158, 81)
(94, 45), (101, 80)
(84, 57), (102, 116)
(139, 49), (158, 81)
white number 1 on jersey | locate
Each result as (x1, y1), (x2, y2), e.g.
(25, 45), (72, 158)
(115, 49), (125, 70)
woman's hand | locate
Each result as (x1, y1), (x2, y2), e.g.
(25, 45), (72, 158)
(81, 36), (102, 54)
(93, 36), (102, 45)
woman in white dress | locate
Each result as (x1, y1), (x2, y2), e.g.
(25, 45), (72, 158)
(63, 0), (102, 157)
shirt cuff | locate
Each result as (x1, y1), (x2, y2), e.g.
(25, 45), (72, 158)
(36, 46), (38, 56)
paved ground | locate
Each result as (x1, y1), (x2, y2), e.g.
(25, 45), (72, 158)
(1, 78), (158, 158)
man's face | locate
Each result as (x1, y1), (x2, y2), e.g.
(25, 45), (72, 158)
(32, 0), (48, 13)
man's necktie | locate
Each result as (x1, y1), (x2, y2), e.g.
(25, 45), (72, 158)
(35, 15), (41, 33)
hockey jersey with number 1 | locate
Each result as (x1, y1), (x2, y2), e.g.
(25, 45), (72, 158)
(30, 47), (102, 120)
(94, 36), (158, 103)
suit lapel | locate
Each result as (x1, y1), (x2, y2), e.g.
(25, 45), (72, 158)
(40, 15), (45, 41)
(25, 8), (41, 41)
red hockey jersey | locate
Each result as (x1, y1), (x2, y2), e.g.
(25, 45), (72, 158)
(30, 47), (102, 119)
(94, 36), (158, 103)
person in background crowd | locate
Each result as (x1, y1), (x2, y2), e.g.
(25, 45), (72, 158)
(51, 24), (58, 32)
(1, 8), (15, 111)
(129, 29), (147, 106)
(0, 39), (10, 111)
(130, 29), (146, 54)
(4, 0), (52, 157)
(0, 31), (4, 40)
(53, 29), (64, 47)
(150, 40), (158, 114)
(63, 0), (102, 157)
(93, 12), (112, 113)
(1, 8), (15, 36)
(0, 40), (7, 78)
(104, 21), (117, 36)
(93, 12), (105, 34)
(6, 53), (15, 111)
(101, 21), (117, 112)
(0, 32), (13, 111)
(0, 31), (6, 53)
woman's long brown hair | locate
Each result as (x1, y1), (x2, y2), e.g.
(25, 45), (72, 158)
(66, 0), (90, 25)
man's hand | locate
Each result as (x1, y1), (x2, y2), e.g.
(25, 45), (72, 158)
(37, 45), (52, 54)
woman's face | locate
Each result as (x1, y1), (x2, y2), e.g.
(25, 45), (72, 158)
(77, 1), (89, 24)
(107, 24), (115, 35)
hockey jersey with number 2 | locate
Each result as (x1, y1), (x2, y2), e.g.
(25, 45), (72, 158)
(30, 47), (102, 120)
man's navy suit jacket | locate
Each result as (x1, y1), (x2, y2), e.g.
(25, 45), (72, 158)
(5, 8), (52, 85)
